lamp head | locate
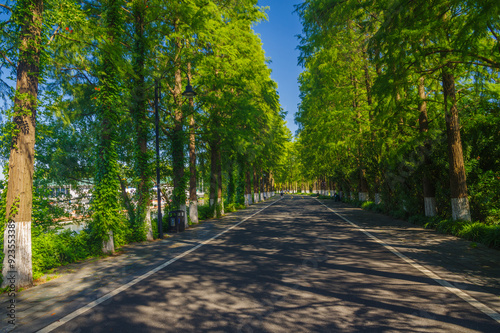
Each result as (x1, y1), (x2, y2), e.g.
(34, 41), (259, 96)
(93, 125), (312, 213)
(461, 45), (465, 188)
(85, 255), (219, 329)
(182, 83), (196, 99)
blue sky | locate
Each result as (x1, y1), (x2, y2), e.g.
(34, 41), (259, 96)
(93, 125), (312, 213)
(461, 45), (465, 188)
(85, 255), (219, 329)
(253, 0), (303, 137)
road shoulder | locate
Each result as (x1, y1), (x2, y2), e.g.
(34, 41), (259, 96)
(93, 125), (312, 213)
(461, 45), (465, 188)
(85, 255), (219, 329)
(318, 199), (500, 319)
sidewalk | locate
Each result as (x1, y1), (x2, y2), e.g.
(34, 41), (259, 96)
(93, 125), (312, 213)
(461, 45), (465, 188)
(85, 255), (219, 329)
(318, 199), (500, 318)
(0, 200), (274, 333)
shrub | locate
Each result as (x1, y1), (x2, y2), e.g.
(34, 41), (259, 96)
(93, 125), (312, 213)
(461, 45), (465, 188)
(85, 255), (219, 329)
(198, 204), (214, 220)
(31, 229), (94, 280)
(361, 201), (374, 210)
(390, 209), (407, 220)
(408, 214), (429, 225)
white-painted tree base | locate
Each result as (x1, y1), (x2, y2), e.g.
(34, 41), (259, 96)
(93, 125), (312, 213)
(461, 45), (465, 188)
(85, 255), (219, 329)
(180, 204), (187, 228)
(146, 207), (154, 241)
(375, 193), (381, 205)
(359, 192), (368, 202)
(220, 199), (224, 215)
(254, 193), (258, 203)
(102, 230), (115, 254)
(350, 192), (354, 200)
(424, 197), (437, 217)
(451, 197), (471, 221)
(244, 194), (249, 206)
(2, 221), (33, 289)
(189, 201), (198, 224)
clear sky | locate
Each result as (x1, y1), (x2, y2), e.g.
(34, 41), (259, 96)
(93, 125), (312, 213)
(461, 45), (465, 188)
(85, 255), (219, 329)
(253, 0), (303, 137)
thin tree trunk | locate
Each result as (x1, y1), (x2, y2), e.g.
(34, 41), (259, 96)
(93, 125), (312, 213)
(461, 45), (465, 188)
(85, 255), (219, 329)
(245, 169), (251, 206)
(418, 77), (437, 217)
(171, 20), (186, 222)
(2, 0), (43, 289)
(216, 148), (223, 216)
(253, 168), (258, 203)
(442, 66), (470, 221)
(209, 141), (218, 208)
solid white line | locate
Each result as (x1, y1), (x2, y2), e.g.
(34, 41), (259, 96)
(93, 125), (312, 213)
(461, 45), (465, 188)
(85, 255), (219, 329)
(315, 198), (500, 325)
(37, 199), (281, 333)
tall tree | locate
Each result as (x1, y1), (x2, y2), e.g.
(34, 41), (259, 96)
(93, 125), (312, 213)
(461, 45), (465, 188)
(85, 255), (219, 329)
(1, 0), (43, 289)
(90, 0), (126, 253)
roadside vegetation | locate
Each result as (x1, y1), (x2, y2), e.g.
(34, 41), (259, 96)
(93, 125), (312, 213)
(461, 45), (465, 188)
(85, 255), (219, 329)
(0, 0), (292, 289)
(316, 194), (500, 250)
(292, 0), (499, 244)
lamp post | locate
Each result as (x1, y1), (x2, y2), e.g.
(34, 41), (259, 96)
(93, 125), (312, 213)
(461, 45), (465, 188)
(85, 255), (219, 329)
(155, 72), (196, 238)
(183, 75), (197, 225)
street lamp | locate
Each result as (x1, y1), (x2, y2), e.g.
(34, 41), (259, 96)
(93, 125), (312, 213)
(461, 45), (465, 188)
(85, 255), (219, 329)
(183, 74), (197, 227)
(182, 77), (196, 99)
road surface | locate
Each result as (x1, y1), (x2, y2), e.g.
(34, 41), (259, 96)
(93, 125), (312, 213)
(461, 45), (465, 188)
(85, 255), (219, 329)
(40, 196), (500, 332)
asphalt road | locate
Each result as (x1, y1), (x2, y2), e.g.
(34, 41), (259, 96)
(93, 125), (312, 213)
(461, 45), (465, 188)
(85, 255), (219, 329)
(45, 196), (500, 332)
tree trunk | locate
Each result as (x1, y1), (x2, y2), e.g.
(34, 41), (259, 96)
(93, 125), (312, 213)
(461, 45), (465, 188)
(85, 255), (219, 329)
(245, 169), (251, 206)
(216, 148), (223, 216)
(119, 176), (134, 220)
(209, 141), (218, 208)
(442, 66), (470, 221)
(418, 77), (437, 217)
(374, 176), (382, 205)
(2, 0), (43, 289)
(253, 168), (258, 203)
(172, 61), (185, 210)
(131, 1), (149, 238)
(188, 97), (198, 224)
(146, 206), (153, 241)
(359, 169), (369, 202)
(91, 0), (129, 254)
(259, 170), (265, 201)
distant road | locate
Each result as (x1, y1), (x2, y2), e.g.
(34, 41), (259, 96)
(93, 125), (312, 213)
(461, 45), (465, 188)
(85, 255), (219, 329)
(45, 196), (500, 332)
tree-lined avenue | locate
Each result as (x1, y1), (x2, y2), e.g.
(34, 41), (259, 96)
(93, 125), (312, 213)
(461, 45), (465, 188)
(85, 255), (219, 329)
(42, 196), (500, 332)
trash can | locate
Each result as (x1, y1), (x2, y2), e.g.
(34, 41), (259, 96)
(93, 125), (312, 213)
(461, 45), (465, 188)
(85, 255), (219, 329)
(168, 210), (186, 233)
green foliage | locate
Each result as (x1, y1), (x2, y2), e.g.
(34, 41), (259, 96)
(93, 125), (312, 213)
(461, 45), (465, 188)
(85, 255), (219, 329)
(198, 204), (215, 221)
(225, 203), (246, 213)
(1, 0), (290, 285)
(32, 184), (68, 232)
(31, 228), (94, 281)
(403, 212), (500, 249)
(295, 0), (500, 224)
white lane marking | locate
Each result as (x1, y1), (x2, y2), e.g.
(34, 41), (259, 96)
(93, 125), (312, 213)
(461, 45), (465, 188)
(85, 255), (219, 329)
(315, 198), (500, 324)
(37, 199), (281, 333)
